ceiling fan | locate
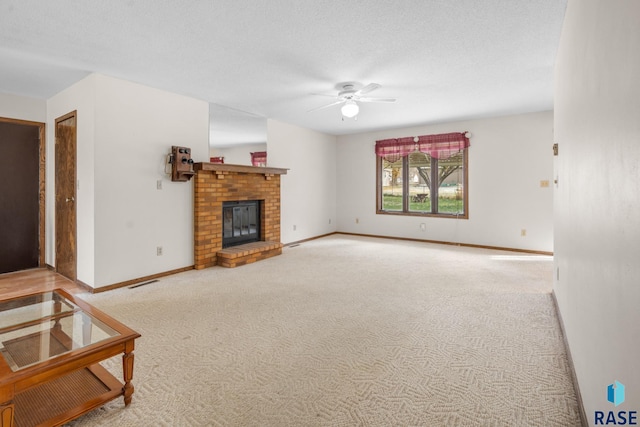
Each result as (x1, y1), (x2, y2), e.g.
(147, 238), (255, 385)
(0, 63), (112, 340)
(308, 82), (397, 119)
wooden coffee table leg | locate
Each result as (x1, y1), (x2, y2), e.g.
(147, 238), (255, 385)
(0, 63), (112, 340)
(0, 404), (14, 427)
(122, 341), (136, 406)
(0, 386), (14, 427)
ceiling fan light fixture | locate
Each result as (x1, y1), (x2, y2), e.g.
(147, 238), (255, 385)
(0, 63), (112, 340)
(308, 82), (395, 119)
(341, 100), (359, 118)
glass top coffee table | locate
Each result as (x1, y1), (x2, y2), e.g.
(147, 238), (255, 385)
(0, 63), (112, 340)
(0, 289), (141, 427)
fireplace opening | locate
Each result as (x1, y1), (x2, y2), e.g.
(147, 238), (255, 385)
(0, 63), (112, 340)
(222, 201), (261, 248)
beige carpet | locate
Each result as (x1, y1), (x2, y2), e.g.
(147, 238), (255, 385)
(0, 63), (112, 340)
(67, 235), (580, 426)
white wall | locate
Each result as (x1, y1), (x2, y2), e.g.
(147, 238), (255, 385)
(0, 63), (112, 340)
(210, 142), (267, 166)
(336, 111), (554, 252)
(47, 74), (209, 288)
(0, 92), (46, 122)
(267, 119), (337, 244)
(47, 74), (97, 284)
(554, 1), (640, 423)
(92, 74), (209, 288)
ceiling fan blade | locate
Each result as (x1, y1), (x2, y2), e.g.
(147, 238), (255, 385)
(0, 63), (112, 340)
(311, 93), (340, 98)
(358, 97), (397, 103)
(307, 99), (345, 113)
(355, 83), (380, 96)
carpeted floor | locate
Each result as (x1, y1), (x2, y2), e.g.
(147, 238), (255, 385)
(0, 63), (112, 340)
(67, 235), (581, 426)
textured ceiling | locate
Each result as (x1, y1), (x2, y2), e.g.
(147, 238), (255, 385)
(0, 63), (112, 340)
(0, 0), (567, 143)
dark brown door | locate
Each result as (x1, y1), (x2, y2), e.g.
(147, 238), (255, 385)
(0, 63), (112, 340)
(0, 122), (40, 274)
(55, 112), (77, 281)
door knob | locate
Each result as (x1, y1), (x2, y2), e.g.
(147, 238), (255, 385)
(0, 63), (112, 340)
(66, 197), (75, 202)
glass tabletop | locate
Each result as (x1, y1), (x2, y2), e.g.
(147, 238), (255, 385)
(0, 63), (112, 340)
(0, 290), (120, 372)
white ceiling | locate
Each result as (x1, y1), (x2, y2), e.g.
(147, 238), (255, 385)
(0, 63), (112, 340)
(0, 0), (567, 144)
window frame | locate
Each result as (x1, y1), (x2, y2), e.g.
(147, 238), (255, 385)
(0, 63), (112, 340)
(376, 148), (469, 219)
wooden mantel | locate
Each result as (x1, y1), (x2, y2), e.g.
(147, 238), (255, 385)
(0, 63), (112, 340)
(194, 162), (288, 176)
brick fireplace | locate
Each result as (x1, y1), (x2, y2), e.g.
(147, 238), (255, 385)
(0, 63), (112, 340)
(193, 163), (288, 269)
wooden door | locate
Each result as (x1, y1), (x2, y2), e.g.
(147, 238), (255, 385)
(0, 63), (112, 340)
(55, 112), (77, 281)
(0, 121), (41, 274)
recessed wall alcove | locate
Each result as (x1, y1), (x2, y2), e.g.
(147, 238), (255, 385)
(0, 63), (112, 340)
(193, 163), (288, 269)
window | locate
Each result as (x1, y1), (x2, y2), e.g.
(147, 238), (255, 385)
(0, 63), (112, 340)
(376, 132), (469, 218)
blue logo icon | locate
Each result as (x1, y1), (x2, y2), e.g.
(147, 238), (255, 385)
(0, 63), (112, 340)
(608, 381), (625, 407)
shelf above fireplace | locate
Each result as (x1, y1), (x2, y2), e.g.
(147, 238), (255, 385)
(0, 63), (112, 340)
(194, 162), (288, 176)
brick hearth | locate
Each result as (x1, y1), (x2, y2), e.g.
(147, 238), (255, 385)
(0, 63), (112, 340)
(193, 163), (288, 269)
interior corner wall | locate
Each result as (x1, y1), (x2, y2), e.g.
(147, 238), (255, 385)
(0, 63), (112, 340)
(92, 74), (209, 288)
(211, 142), (267, 166)
(46, 74), (97, 285)
(554, 0), (640, 422)
(266, 119), (337, 244)
(336, 111), (554, 252)
(0, 92), (46, 122)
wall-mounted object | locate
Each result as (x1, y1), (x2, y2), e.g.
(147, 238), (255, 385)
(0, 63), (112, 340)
(553, 143), (558, 156)
(210, 156), (225, 164)
(169, 146), (195, 181)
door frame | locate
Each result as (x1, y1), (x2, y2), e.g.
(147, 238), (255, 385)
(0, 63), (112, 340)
(0, 117), (46, 267)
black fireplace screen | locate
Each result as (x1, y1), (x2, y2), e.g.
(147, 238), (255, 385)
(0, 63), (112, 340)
(222, 201), (260, 248)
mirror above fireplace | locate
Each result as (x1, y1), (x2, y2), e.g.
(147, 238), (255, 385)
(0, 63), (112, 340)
(209, 104), (266, 147)
(209, 103), (267, 165)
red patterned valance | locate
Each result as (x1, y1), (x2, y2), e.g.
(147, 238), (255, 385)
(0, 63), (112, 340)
(251, 151), (267, 167)
(375, 132), (470, 161)
(374, 137), (415, 163)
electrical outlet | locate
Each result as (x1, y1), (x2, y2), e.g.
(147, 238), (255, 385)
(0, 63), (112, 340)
(420, 223), (426, 231)
(157, 179), (163, 190)
(157, 246), (163, 256)
(355, 218), (359, 224)
(521, 229), (527, 237)
(329, 218), (331, 224)
(293, 225), (297, 231)
(540, 180), (550, 188)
